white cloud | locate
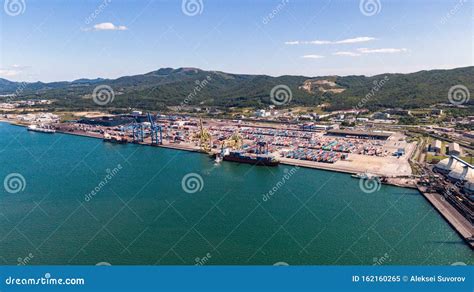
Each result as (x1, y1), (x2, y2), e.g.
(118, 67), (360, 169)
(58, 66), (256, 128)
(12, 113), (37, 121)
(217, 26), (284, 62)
(332, 51), (361, 57)
(357, 48), (408, 54)
(285, 36), (375, 45)
(0, 70), (21, 77)
(93, 22), (128, 31)
(301, 54), (325, 59)
(11, 64), (30, 69)
(0, 64), (30, 78)
(306, 40), (332, 45)
(335, 37), (375, 44)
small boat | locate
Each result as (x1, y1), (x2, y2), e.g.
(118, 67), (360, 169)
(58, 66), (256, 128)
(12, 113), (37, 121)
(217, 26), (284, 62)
(352, 172), (378, 180)
(27, 125), (56, 134)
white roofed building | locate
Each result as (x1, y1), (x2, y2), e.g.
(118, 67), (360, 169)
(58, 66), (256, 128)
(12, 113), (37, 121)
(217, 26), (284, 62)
(448, 142), (462, 156)
(434, 156), (462, 175)
(448, 165), (474, 182)
(430, 140), (442, 154)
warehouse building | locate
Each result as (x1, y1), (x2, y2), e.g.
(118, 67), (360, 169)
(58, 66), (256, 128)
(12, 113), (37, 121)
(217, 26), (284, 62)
(325, 129), (392, 140)
(448, 142), (462, 156)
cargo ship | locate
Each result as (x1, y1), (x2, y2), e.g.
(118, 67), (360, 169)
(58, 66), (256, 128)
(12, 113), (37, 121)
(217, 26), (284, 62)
(222, 150), (279, 166)
(27, 125), (56, 134)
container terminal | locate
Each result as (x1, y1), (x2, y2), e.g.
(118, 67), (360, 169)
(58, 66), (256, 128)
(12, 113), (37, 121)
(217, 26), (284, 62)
(43, 113), (414, 174)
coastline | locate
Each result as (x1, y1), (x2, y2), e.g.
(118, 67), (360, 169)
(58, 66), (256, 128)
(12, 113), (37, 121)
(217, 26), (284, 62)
(7, 121), (416, 183)
(56, 128), (416, 182)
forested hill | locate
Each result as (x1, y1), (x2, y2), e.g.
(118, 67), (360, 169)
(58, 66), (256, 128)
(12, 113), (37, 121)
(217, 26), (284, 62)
(1, 66), (472, 111)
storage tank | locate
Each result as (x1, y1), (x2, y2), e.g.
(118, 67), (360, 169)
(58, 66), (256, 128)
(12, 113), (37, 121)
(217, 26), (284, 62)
(434, 156), (461, 175)
(448, 165), (473, 182)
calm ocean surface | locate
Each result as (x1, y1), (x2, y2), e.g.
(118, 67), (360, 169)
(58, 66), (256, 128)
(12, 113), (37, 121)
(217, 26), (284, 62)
(0, 122), (472, 265)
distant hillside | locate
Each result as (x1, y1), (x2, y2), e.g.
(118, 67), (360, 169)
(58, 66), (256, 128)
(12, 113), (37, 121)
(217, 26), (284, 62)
(0, 66), (472, 111)
(331, 66), (474, 110)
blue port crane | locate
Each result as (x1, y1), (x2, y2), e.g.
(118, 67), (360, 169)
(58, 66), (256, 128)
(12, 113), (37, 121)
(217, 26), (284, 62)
(256, 141), (269, 155)
(147, 112), (163, 145)
(132, 118), (144, 143)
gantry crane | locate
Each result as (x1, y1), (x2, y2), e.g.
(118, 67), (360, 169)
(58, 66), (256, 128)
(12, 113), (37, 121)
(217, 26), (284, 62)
(132, 118), (144, 143)
(147, 112), (163, 145)
(195, 118), (212, 153)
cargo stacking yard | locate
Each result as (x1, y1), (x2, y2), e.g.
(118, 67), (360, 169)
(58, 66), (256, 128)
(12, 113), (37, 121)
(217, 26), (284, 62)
(42, 113), (416, 179)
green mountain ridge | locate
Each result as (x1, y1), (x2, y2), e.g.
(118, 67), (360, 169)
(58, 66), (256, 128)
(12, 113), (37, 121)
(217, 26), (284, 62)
(1, 66), (472, 111)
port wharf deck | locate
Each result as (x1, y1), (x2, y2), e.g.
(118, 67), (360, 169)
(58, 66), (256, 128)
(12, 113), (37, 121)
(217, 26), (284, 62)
(7, 118), (414, 179)
(25, 122), (410, 189)
(418, 186), (474, 249)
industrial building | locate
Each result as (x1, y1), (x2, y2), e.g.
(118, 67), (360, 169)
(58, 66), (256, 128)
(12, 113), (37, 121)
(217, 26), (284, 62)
(430, 140), (442, 154)
(325, 129), (392, 140)
(76, 114), (160, 127)
(435, 156), (474, 198)
(434, 156), (463, 175)
(78, 115), (139, 127)
(300, 123), (335, 132)
(372, 112), (391, 120)
(448, 142), (462, 156)
(448, 165), (474, 182)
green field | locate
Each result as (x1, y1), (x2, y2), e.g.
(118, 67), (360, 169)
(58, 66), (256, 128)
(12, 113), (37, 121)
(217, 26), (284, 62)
(426, 154), (473, 164)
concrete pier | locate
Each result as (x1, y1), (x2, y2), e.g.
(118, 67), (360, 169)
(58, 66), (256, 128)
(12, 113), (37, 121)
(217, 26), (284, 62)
(418, 187), (474, 249)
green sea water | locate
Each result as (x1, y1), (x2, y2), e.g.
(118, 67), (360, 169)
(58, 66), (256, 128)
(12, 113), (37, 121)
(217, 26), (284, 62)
(0, 122), (472, 265)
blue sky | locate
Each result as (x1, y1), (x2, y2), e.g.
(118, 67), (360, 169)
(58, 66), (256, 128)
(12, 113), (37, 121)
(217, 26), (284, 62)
(0, 0), (472, 82)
